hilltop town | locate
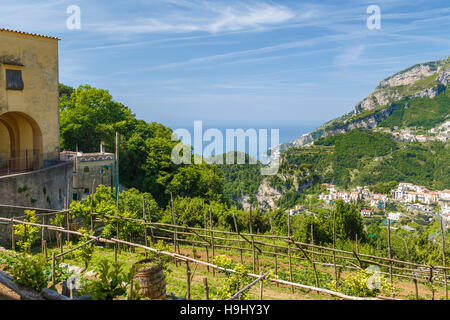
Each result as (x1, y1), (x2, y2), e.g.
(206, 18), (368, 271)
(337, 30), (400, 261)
(310, 182), (450, 233)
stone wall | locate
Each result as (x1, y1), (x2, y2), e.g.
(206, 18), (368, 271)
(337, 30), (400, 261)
(0, 161), (73, 210)
(0, 204), (58, 247)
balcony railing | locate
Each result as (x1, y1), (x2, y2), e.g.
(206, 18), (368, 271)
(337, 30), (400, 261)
(0, 151), (62, 177)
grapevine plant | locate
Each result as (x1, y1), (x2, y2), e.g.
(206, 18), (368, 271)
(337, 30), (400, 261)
(14, 210), (40, 253)
(213, 255), (253, 300)
(330, 268), (397, 298)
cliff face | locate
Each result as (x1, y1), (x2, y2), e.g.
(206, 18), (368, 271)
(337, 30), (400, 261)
(290, 56), (450, 148)
(240, 179), (282, 211)
(321, 106), (394, 138)
(377, 63), (439, 88)
(354, 60), (447, 115)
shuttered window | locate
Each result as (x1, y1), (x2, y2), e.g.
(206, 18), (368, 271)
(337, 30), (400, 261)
(6, 69), (24, 90)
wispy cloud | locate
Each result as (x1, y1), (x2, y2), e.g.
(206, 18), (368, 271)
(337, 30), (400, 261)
(93, 1), (299, 35)
(335, 45), (366, 65)
(142, 32), (365, 71)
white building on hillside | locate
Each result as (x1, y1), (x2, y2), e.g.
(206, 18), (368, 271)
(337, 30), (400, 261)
(388, 212), (402, 221)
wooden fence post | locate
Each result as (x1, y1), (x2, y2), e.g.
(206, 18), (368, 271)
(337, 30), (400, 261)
(43, 240), (48, 261)
(430, 266), (435, 300)
(186, 261), (191, 300)
(256, 227), (261, 273)
(260, 272), (264, 300)
(287, 211), (293, 293)
(148, 207), (154, 242)
(41, 216), (45, 253)
(204, 211), (210, 272)
(250, 207), (256, 273)
(268, 215), (278, 286)
(309, 223), (320, 290)
(90, 178), (95, 231)
(66, 177), (70, 215)
(24, 224), (28, 252)
(143, 195), (148, 258)
(209, 207), (215, 277)
(232, 212), (243, 264)
(332, 210), (338, 286)
(387, 215), (393, 288)
(11, 218), (15, 251)
(404, 239), (419, 300)
(59, 233), (64, 263)
(170, 192), (179, 267)
(51, 252), (56, 284)
(66, 211), (70, 243)
(115, 180), (121, 255)
(440, 218), (448, 300)
(203, 277), (209, 300)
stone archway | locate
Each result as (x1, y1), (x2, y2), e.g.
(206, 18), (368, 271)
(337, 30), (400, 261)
(0, 112), (43, 172)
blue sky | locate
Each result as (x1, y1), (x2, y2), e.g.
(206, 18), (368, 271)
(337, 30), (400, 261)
(2, 0), (450, 143)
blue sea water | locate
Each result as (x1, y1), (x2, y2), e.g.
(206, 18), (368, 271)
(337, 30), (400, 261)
(170, 121), (322, 159)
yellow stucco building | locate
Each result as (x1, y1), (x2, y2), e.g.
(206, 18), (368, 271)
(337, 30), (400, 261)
(0, 28), (60, 173)
(0, 29), (73, 211)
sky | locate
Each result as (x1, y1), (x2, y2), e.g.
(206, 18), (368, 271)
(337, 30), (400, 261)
(1, 0), (450, 144)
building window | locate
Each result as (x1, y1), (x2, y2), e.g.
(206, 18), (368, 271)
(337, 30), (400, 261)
(84, 188), (90, 194)
(6, 69), (24, 90)
(83, 166), (90, 173)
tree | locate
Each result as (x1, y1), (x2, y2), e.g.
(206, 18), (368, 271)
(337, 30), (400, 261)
(59, 84), (225, 208)
(333, 200), (365, 241)
(167, 164), (223, 203)
(59, 83), (75, 100)
(60, 84), (135, 153)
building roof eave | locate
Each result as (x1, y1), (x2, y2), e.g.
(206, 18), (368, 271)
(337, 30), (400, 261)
(0, 28), (60, 40)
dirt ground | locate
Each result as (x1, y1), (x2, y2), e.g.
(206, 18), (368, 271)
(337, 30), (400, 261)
(0, 283), (19, 300)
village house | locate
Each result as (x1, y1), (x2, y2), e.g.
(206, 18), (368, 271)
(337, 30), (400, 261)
(60, 142), (115, 201)
(369, 194), (388, 208)
(388, 212), (403, 221)
(439, 190), (450, 201)
(392, 182), (441, 205)
(360, 209), (373, 217)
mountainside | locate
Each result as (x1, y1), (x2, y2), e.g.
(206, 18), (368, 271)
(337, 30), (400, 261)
(287, 56), (450, 149)
(224, 56), (450, 211)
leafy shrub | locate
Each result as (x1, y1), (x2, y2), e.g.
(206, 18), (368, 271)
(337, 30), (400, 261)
(64, 228), (95, 272)
(80, 259), (134, 300)
(330, 269), (396, 298)
(50, 211), (66, 227)
(213, 255), (253, 300)
(14, 210), (40, 252)
(1, 251), (72, 291)
(146, 240), (173, 275)
(8, 253), (47, 291)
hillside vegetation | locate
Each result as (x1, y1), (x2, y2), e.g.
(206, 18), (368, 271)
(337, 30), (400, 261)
(281, 129), (449, 190)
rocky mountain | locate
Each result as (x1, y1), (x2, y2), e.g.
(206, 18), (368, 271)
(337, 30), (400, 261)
(288, 56), (450, 148)
(236, 56), (450, 211)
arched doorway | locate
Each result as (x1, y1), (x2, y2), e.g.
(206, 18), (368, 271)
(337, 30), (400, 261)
(0, 112), (43, 173)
